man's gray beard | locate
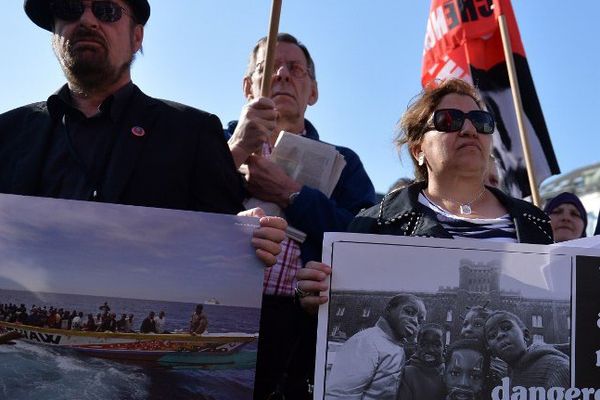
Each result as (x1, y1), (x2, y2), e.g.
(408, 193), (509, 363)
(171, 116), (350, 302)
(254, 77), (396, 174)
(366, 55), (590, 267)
(53, 39), (134, 94)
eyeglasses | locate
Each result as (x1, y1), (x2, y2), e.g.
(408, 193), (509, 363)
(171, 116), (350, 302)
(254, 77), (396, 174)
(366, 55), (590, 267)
(50, 0), (135, 23)
(431, 108), (495, 135)
(255, 60), (310, 79)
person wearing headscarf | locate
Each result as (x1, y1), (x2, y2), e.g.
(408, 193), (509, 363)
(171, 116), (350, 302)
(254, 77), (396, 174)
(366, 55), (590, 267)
(543, 192), (587, 242)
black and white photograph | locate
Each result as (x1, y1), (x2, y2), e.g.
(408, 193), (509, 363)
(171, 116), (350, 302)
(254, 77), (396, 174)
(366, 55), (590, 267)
(0, 194), (264, 400)
(315, 234), (600, 400)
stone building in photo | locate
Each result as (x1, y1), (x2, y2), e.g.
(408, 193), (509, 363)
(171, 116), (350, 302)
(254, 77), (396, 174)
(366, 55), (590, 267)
(328, 259), (570, 347)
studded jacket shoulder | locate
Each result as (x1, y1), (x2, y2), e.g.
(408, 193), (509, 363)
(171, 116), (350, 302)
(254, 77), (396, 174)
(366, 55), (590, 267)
(348, 181), (554, 244)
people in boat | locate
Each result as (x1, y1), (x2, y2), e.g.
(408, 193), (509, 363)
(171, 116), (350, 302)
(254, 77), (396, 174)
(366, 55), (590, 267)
(140, 311), (157, 333)
(154, 311), (167, 333)
(94, 313), (103, 327)
(116, 314), (128, 332)
(98, 313), (117, 332)
(15, 305), (28, 324)
(83, 314), (96, 331)
(50, 309), (62, 329)
(60, 311), (70, 330)
(190, 305), (208, 335)
(125, 314), (135, 333)
(71, 312), (83, 330)
(99, 302), (111, 315)
(2, 302), (173, 335)
(26, 308), (44, 327)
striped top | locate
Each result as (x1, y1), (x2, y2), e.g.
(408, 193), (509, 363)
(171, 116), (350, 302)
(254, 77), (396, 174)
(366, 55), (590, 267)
(259, 141), (303, 296)
(419, 192), (517, 243)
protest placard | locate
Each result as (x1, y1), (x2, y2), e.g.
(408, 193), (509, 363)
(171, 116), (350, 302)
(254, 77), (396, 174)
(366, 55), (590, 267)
(0, 194), (264, 400)
(315, 233), (600, 400)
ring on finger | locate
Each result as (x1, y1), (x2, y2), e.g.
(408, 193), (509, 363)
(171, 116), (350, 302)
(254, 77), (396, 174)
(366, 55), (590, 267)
(294, 283), (312, 299)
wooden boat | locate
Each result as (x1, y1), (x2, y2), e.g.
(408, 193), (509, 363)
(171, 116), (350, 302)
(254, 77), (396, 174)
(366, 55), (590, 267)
(0, 321), (256, 369)
(0, 330), (21, 345)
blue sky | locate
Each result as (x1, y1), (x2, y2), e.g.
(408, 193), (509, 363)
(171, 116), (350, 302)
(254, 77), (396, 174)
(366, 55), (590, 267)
(1, 1), (598, 193)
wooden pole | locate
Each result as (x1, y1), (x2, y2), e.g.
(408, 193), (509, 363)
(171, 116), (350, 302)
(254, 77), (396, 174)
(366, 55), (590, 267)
(497, 13), (541, 206)
(260, 0), (283, 98)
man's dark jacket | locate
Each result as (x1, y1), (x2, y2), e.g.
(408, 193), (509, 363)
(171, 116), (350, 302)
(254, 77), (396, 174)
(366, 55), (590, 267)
(226, 120), (375, 400)
(0, 84), (244, 213)
(225, 119), (376, 263)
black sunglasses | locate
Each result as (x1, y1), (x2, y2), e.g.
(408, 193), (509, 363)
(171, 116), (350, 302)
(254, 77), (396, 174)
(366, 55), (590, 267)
(432, 108), (495, 135)
(50, 0), (135, 23)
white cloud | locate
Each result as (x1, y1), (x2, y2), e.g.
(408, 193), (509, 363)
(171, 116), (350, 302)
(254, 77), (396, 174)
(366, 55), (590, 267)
(0, 258), (51, 293)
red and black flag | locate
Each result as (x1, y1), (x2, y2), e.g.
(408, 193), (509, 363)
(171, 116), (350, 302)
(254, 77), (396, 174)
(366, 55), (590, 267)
(421, 0), (560, 198)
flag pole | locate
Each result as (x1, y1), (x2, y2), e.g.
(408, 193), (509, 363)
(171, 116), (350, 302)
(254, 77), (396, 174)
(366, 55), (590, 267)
(496, 10), (542, 206)
(260, 0), (283, 98)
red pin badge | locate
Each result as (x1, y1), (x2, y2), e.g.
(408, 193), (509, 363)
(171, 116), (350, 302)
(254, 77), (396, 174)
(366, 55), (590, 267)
(131, 126), (145, 137)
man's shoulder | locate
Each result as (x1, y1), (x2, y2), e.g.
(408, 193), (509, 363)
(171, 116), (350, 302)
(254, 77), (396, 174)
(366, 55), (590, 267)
(140, 93), (217, 121)
(325, 140), (361, 161)
(304, 119), (362, 159)
(306, 132), (360, 160)
(0, 102), (49, 121)
(345, 325), (382, 344)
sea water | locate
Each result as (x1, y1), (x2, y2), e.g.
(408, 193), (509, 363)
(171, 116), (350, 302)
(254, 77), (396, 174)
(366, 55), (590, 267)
(0, 289), (260, 400)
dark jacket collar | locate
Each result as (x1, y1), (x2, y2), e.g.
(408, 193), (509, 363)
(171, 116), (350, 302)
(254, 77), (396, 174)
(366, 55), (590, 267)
(376, 181), (451, 238)
(47, 82), (135, 122)
(303, 119), (319, 140)
(375, 182), (553, 244)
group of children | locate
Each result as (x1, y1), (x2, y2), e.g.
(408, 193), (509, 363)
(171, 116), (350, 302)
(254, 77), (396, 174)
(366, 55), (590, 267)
(397, 306), (569, 400)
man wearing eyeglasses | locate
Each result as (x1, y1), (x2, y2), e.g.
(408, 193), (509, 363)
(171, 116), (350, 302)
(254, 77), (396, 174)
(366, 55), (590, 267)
(0, 1), (285, 265)
(226, 33), (376, 399)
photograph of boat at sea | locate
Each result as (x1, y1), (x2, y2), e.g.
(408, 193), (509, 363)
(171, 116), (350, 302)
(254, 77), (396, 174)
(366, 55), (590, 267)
(0, 194), (264, 400)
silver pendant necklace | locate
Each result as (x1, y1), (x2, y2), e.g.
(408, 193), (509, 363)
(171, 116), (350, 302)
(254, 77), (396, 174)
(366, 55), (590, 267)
(441, 186), (487, 215)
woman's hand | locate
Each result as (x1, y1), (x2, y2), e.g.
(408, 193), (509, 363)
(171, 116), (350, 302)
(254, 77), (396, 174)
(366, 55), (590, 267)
(295, 261), (332, 315)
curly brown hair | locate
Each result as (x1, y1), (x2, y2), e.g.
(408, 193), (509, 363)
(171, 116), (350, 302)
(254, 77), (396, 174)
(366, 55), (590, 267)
(396, 79), (486, 182)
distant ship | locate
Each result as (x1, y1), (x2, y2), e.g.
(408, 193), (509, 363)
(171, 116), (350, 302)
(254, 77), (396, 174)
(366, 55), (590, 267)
(204, 298), (220, 305)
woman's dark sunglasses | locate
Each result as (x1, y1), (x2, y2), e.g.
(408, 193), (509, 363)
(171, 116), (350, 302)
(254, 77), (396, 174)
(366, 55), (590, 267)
(50, 0), (134, 23)
(432, 108), (495, 135)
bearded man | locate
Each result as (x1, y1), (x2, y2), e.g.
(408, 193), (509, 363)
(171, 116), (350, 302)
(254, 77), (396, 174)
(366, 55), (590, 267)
(0, 0), (285, 266)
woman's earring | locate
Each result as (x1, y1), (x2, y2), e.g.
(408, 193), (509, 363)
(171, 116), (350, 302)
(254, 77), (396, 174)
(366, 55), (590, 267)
(417, 152), (425, 166)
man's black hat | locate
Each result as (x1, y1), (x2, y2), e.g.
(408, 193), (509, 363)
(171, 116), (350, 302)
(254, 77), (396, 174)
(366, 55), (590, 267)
(24, 0), (151, 32)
